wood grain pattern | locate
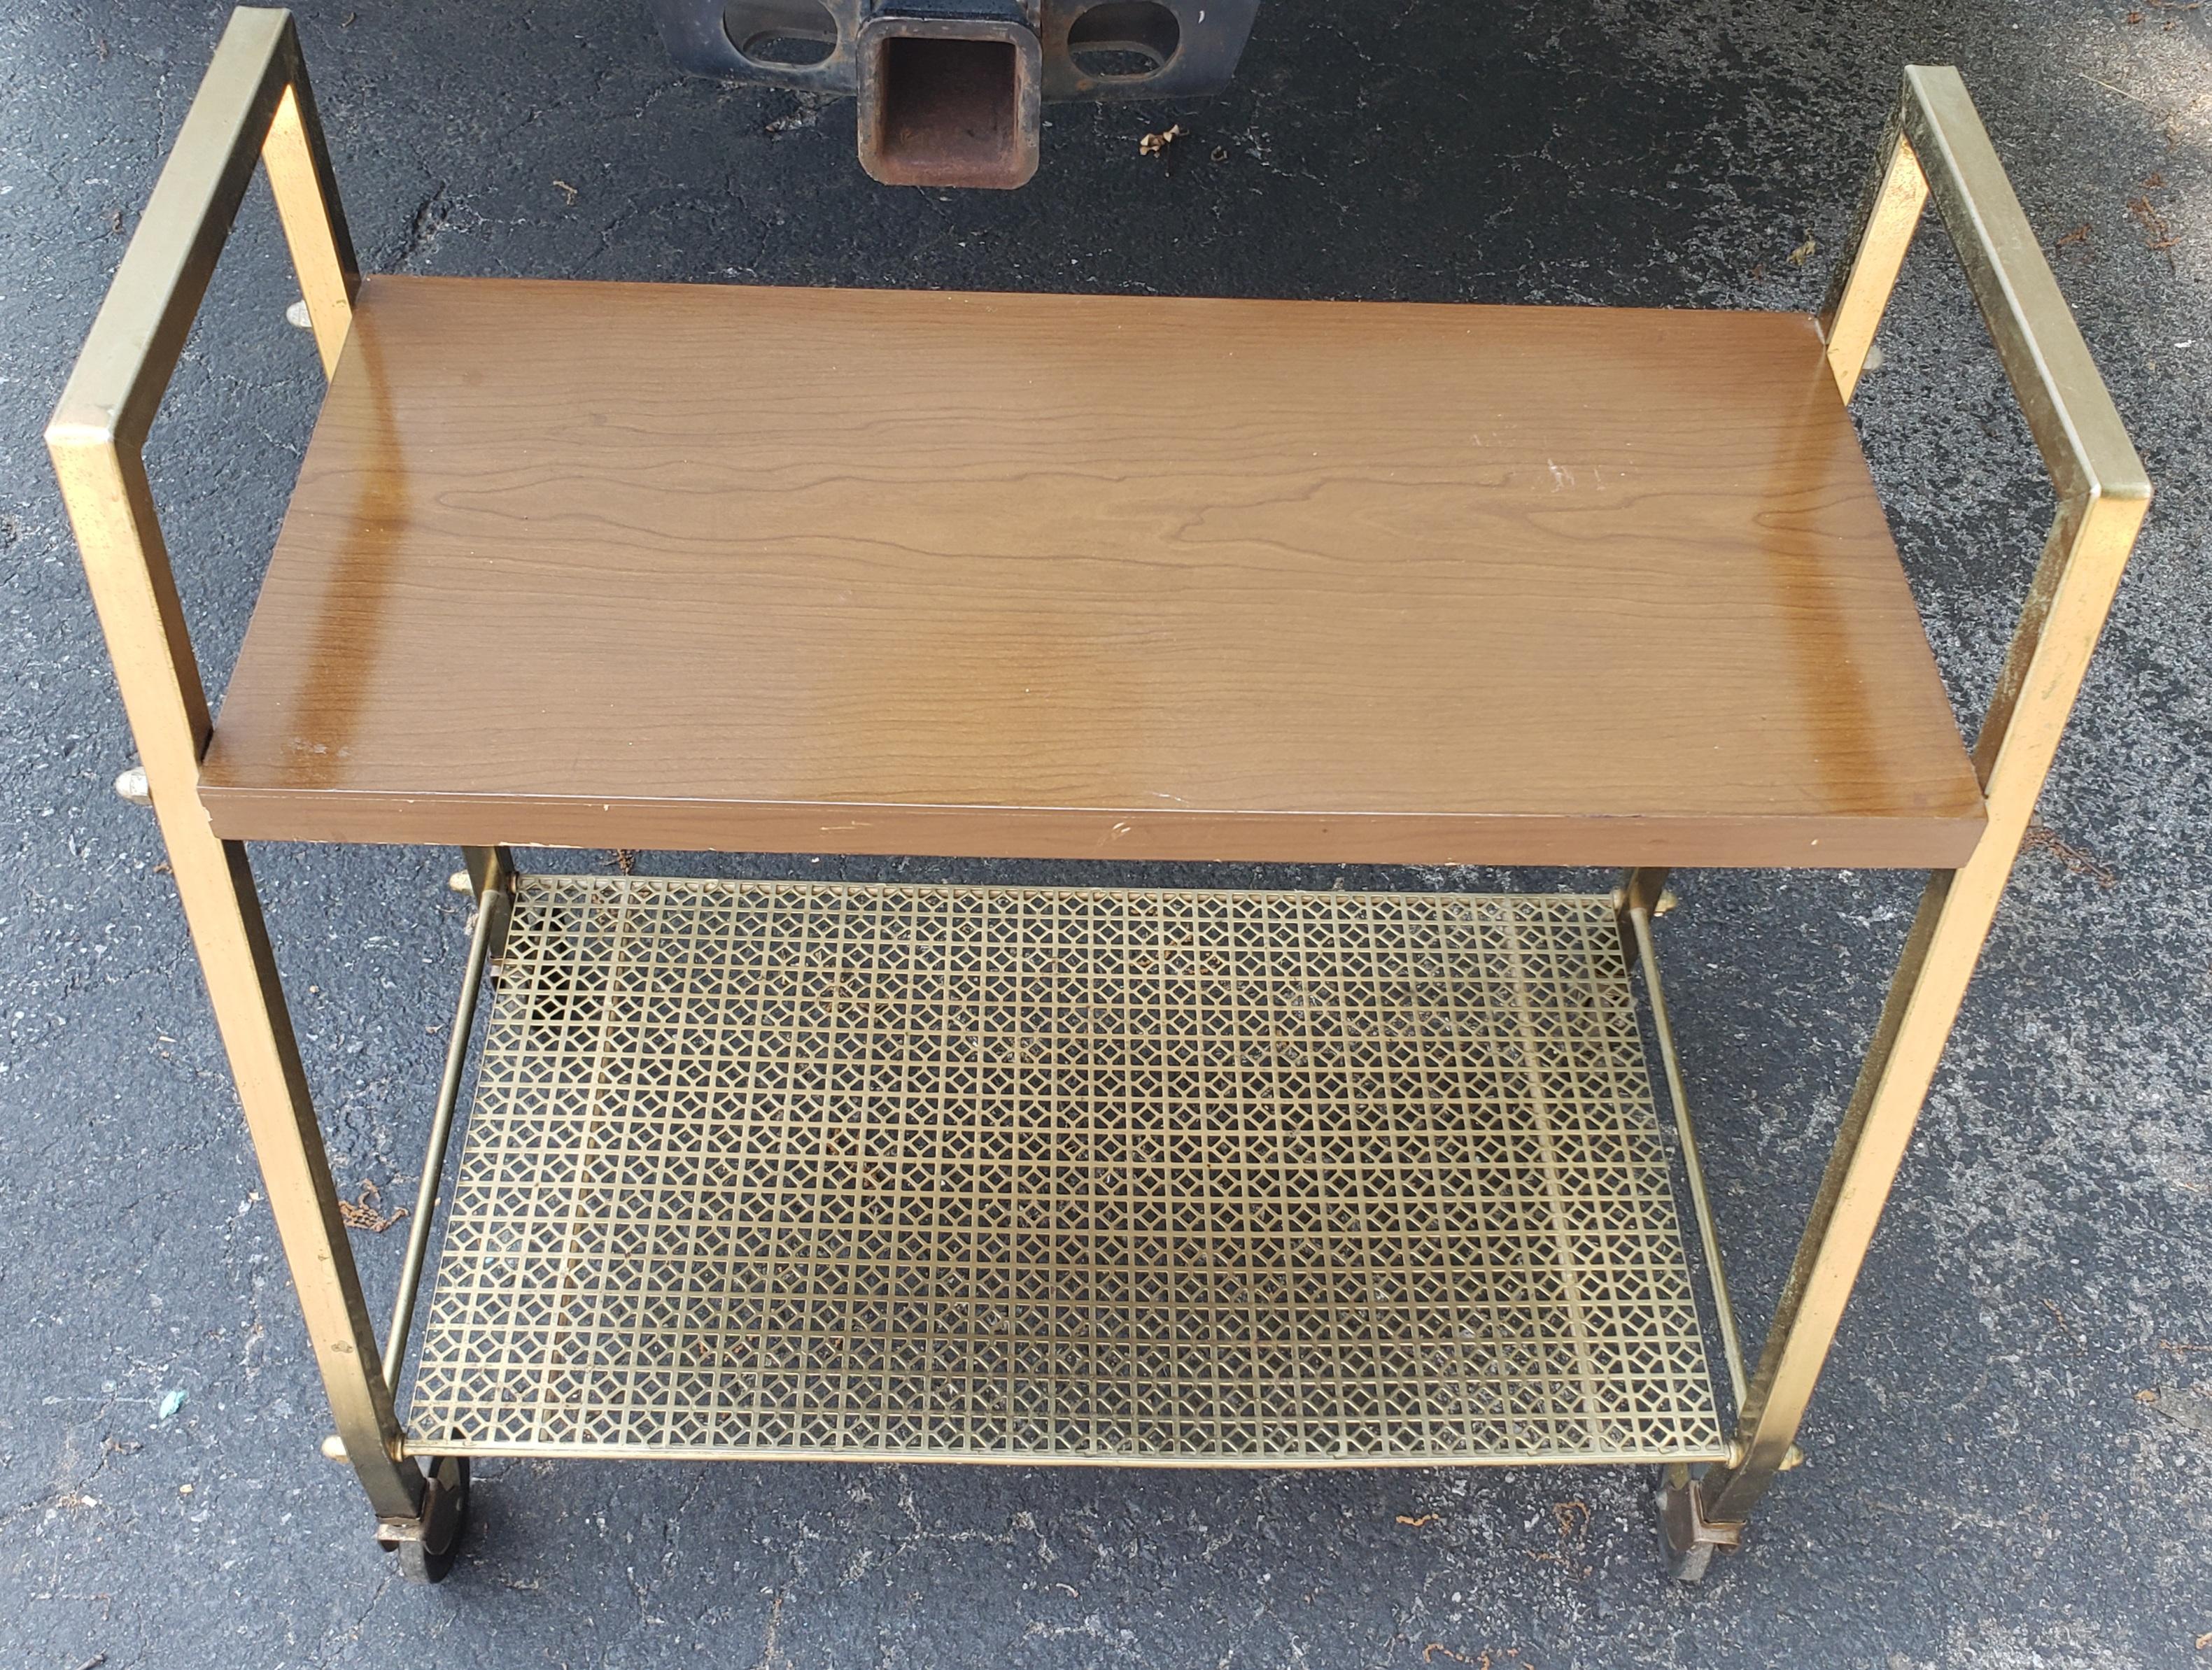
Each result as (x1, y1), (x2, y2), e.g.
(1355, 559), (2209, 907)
(197, 275), (1984, 867)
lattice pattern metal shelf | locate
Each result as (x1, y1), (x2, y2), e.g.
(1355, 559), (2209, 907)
(404, 877), (1725, 1465)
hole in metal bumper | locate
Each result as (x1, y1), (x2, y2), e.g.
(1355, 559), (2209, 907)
(858, 13), (1041, 188)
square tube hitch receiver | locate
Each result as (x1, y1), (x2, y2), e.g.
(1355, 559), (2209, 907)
(859, 10), (1040, 188)
(648, 0), (1262, 187)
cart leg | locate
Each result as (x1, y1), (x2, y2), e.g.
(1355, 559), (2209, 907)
(1663, 68), (2154, 1564)
(56, 446), (428, 1526)
(1681, 506), (2148, 1553)
(1675, 861), (1972, 1538)
(1662, 842), (2080, 1559)
(42, 6), (479, 1556)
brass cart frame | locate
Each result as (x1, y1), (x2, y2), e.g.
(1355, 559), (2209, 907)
(48, 8), (2148, 1583)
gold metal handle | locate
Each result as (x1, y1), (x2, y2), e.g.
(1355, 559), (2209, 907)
(1696, 66), (2151, 1529)
(50, 8), (354, 446)
(1823, 66), (2149, 508)
(48, 6), (355, 793)
(44, 10), (423, 1522)
(1819, 65), (2151, 991)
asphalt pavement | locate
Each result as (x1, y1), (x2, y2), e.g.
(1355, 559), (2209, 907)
(1, 1), (2208, 1665)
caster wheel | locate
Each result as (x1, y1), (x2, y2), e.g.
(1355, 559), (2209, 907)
(386, 1455), (470, 1584)
(1652, 1466), (1735, 1585)
(1661, 1531), (1716, 1585)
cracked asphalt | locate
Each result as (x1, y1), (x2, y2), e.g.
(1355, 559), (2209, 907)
(3, 1), (2210, 1666)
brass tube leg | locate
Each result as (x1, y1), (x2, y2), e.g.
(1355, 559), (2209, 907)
(43, 8), (427, 1535)
(51, 446), (423, 1521)
(192, 836), (426, 1520)
(1683, 69), (2155, 1542)
(1696, 865), (1957, 1523)
(1700, 487), (2149, 1529)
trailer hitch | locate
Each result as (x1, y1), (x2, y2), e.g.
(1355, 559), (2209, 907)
(648, 0), (1261, 187)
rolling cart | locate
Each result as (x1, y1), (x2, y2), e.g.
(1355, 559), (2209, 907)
(48, 8), (2149, 1583)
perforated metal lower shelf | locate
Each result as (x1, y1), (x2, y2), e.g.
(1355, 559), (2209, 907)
(404, 876), (1725, 1466)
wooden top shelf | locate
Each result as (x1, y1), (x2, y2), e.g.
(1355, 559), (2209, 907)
(197, 276), (1984, 868)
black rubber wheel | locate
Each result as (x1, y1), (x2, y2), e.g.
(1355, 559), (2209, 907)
(1651, 1468), (1717, 1584)
(1661, 1531), (1716, 1584)
(395, 1455), (470, 1584)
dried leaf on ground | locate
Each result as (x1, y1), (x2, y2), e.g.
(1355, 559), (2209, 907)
(339, 1180), (409, 1233)
(2129, 176), (2181, 270)
(2020, 819), (2119, 888)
